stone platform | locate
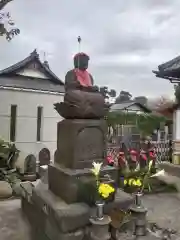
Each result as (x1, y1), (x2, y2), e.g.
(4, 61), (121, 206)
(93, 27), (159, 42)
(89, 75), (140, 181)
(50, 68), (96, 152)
(21, 180), (133, 240)
(2, 193), (180, 240)
(48, 163), (117, 204)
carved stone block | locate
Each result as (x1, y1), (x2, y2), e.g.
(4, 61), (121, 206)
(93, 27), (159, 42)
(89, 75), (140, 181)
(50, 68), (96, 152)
(55, 119), (107, 169)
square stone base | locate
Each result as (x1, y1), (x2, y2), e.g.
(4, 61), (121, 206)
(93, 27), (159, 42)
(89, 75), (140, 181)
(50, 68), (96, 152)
(22, 197), (85, 240)
(48, 163), (117, 204)
(21, 181), (133, 240)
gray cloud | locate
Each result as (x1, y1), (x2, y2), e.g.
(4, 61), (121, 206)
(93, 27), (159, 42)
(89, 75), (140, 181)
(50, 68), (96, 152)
(1, 0), (180, 98)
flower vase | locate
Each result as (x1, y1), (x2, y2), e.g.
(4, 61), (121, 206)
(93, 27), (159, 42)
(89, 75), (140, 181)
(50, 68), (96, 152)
(95, 201), (105, 220)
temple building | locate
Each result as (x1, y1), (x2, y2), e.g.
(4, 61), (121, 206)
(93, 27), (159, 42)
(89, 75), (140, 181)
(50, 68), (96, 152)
(0, 49), (64, 169)
(153, 55), (180, 164)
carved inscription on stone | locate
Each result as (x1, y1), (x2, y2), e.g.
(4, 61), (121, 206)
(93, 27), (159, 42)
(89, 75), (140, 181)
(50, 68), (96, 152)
(75, 127), (104, 163)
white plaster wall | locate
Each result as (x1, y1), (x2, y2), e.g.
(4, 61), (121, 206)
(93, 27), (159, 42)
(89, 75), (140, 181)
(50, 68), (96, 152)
(17, 69), (49, 79)
(173, 110), (176, 140)
(0, 88), (64, 161)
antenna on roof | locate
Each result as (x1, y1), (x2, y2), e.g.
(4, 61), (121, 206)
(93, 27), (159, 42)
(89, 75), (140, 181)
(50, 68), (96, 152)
(43, 52), (47, 62)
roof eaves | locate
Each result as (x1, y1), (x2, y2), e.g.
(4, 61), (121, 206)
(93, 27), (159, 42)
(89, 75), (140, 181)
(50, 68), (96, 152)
(158, 55), (180, 71)
(42, 63), (64, 85)
(0, 49), (64, 85)
(0, 49), (39, 75)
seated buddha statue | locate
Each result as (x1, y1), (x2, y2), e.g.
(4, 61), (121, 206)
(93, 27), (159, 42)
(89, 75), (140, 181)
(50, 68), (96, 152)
(54, 53), (106, 119)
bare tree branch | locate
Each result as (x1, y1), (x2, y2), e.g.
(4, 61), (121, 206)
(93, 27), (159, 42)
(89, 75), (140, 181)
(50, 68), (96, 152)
(0, 0), (20, 40)
(0, 0), (13, 11)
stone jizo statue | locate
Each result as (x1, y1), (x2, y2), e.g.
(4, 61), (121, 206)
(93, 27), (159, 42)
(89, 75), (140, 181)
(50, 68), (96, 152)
(54, 53), (106, 119)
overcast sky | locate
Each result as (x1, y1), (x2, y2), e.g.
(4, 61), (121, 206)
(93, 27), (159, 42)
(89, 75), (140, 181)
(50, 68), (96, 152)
(0, 0), (180, 98)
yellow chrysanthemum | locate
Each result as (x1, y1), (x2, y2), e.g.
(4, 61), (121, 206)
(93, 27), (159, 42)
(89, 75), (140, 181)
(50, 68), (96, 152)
(98, 183), (115, 199)
(136, 179), (142, 187)
(132, 180), (137, 186)
(128, 178), (134, 185)
(124, 179), (128, 185)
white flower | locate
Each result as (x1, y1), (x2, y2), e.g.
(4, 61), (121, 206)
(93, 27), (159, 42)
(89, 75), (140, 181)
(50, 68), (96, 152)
(135, 163), (140, 172)
(150, 169), (165, 178)
(91, 162), (103, 176)
(148, 160), (153, 171)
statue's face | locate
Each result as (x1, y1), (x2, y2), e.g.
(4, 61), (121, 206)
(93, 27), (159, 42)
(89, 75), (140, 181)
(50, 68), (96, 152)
(74, 54), (89, 70)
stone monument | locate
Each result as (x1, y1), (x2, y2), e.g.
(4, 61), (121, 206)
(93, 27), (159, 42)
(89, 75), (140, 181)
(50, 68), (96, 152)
(49, 51), (114, 204)
(21, 39), (133, 240)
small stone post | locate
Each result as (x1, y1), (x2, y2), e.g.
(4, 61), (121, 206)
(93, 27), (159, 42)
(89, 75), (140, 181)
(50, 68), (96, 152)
(130, 192), (147, 238)
(89, 215), (111, 240)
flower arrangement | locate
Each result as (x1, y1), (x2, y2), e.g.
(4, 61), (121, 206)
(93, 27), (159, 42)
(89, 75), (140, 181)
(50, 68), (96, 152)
(123, 178), (142, 188)
(122, 160), (154, 193)
(90, 162), (115, 201)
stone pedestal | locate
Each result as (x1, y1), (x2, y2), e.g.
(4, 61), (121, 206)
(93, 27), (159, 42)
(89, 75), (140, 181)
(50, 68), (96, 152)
(48, 163), (116, 204)
(55, 119), (107, 169)
(22, 181), (88, 240)
(48, 119), (118, 204)
(21, 117), (134, 240)
(21, 180), (133, 240)
(89, 216), (111, 240)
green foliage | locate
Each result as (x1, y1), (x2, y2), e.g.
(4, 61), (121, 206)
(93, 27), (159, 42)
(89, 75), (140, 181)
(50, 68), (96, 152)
(0, 137), (19, 169)
(106, 112), (168, 135)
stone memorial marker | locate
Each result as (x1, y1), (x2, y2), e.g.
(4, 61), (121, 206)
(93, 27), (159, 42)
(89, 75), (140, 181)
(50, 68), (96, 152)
(39, 148), (50, 166)
(48, 52), (114, 203)
(21, 42), (133, 240)
(22, 154), (37, 181)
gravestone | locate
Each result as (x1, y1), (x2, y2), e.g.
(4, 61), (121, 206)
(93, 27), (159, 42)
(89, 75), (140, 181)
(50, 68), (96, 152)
(24, 154), (36, 174)
(23, 154), (37, 181)
(39, 148), (50, 166)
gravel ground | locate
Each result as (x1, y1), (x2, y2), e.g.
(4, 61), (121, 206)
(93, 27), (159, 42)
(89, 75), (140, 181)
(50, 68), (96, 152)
(0, 194), (180, 240)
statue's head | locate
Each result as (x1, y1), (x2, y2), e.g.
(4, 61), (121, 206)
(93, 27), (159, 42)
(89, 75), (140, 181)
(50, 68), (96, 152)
(74, 53), (89, 70)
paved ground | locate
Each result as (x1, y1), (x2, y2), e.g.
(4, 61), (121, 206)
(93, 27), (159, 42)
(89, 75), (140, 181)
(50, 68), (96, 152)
(0, 199), (31, 240)
(142, 193), (180, 232)
(0, 194), (180, 240)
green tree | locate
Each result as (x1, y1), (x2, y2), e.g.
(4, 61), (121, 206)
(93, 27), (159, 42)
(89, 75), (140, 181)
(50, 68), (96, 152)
(115, 91), (132, 103)
(99, 86), (116, 100)
(0, 0), (20, 40)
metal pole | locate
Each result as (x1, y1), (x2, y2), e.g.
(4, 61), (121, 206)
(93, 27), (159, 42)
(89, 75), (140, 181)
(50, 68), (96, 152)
(77, 36), (81, 69)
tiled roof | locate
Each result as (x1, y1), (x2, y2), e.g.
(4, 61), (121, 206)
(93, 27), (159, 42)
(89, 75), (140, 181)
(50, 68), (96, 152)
(158, 55), (180, 72)
(0, 49), (64, 85)
(110, 101), (151, 113)
(152, 55), (180, 80)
